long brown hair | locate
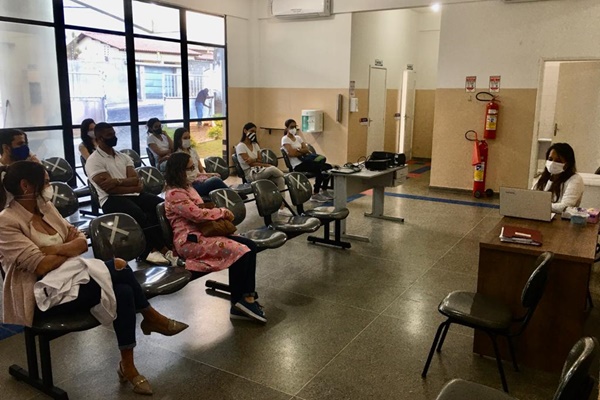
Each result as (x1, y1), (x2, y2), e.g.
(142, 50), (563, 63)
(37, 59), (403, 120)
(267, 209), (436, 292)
(534, 142), (577, 202)
(164, 152), (190, 189)
(0, 161), (46, 208)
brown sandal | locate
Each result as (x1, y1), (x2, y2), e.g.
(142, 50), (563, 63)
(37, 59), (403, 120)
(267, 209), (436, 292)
(118, 362), (153, 396)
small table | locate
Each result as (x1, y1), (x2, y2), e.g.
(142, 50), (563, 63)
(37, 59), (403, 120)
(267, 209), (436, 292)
(331, 165), (407, 242)
(475, 217), (598, 372)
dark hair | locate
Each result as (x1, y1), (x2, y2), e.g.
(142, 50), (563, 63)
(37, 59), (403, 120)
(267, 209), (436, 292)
(0, 129), (26, 155)
(0, 161), (46, 208)
(534, 142), (577, 202)
(240, 122), (257, 143)
(147, 118), (160, 134)
(94, 122), (113, 137)
(284, 119), (297, 135)
(80, 118), (96, 155)
(173, 127), (188, 152)
(165, 152), (190, 189)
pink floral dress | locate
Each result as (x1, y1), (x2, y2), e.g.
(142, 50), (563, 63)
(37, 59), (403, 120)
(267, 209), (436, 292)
(165, 187), (249, 273)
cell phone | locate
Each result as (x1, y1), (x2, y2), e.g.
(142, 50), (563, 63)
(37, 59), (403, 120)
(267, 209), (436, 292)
(187, 234), (198, 243)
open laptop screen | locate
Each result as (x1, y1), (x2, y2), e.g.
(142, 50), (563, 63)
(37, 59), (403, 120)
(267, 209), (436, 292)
(499, 187), (553, 222)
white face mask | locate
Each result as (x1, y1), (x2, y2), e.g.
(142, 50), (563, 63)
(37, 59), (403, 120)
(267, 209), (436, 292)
(186, 170), (198, 183)
(88, 130), (95, 139)
(41, 186), (54, 202)
(288, 128), (297, 135)
(182, 139), (191, 149)
(545, 160), (565, 175)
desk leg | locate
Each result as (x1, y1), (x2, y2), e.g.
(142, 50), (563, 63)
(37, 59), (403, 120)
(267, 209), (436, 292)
(364, 187), (404, 223)
(334, 175), (370, 242)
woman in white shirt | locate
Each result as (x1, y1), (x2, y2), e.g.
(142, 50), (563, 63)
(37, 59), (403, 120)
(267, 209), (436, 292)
(235, 122), (285, 191)
(532, 142), (584, 213)
(146, 117), (174, 172)
(172, 127), (228, 196)
(281, 119), (333, 203)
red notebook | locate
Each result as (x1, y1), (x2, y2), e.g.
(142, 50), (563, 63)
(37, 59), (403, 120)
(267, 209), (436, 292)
(499, 225), (543, 246)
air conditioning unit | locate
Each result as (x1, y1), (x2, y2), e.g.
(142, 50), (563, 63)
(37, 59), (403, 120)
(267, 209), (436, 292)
(270, 0), (331, 19)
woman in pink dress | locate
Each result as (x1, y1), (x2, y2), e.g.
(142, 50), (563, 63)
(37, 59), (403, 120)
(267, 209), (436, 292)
(164, 152), (266, 323)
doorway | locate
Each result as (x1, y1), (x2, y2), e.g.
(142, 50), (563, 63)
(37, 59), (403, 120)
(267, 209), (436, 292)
(398, 69), (416, 160)
(367, 66), (387, 155)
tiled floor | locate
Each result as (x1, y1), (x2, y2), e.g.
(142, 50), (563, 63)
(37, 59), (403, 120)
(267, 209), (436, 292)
(1, 161), (599, 399)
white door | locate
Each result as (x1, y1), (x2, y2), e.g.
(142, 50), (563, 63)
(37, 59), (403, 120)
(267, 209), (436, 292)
(553, 61), (600, 173)
(367, 67), (387, 155)
(398, 70), (416, 160)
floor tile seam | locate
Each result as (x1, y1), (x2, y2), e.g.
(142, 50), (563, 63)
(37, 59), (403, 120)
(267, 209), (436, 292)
(380, 311), (475, 339)
(291, 314), (385, 397)
(426, 266), (478, 279)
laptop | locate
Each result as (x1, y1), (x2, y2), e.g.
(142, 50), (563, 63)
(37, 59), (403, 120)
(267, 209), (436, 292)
(499, 187), (554, 222)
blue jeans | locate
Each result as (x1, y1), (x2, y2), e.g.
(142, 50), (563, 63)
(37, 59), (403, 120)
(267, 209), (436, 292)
(35, 259), (150, 350)
(192, 176), (228, 197)
(226, 235), (258, 305)
(195, 103), (203, 119)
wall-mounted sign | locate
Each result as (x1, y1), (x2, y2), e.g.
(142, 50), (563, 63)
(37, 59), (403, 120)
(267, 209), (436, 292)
(374, 59), (384, 67)
(359, 117), (369, 126)
(489, 75), (501, 92)
(394, 112), (402, 121)
(465, 76), (476, 92)
(349, 80), (355, 96)
(406, 64), (414, 71)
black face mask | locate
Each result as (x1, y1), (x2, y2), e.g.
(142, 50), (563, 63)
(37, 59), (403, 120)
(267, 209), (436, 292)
(104, 137), (118, 147)
(153, 128), (162, 135)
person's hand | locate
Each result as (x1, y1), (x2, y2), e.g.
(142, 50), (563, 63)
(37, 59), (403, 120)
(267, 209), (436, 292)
(98, 178), (118, 191)
(40, 245), (59, 255)
(134, 182), (144, 193)
(114, 258), (127, 270)
(222, 209), (234, 221)
(65, 226), (81, 242)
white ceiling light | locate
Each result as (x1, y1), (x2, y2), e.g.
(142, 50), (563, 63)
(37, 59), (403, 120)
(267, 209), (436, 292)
(430, 3), (441, 12)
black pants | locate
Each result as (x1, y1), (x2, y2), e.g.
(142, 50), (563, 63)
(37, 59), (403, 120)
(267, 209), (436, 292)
(102, 193), (165, 257)
(294, 162), (333, 193)
(35, 260), (150, 350)
(226, 235), (258, 305)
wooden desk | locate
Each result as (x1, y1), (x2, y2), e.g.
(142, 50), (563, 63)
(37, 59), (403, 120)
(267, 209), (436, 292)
(475, 217), (598, 372)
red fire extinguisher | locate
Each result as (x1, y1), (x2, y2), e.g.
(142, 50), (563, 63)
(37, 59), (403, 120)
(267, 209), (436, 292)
(466, 130), (494, 198)
(477, 92), (500, 140)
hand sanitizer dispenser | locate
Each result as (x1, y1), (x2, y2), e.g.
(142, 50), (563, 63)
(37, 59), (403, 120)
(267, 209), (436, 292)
(301, 110), (324, 133)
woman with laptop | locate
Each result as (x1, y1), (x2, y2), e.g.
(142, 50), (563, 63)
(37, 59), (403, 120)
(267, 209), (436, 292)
(532, 142), (584, 213)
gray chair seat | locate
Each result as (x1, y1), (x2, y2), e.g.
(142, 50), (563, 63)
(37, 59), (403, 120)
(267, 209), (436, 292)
(31, 312), (100, 334)
(73, 186), (90, 198)
(436, 379), (515, 400)
(271, 215), (321, 234)
(241, 228), (287, 249)
(305, 206), (349, 220)
(231, 182), (253, 195)
(133, 266), (192, 298)
(439, 291), (512, 331)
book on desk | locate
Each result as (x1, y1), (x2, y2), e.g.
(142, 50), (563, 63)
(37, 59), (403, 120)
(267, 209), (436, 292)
(499, 225), (543, 246)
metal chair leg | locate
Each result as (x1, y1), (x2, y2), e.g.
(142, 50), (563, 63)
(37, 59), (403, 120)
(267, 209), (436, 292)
(506, 336), (519, 372)
(489, 333), (509, 392)
(422, 321), (447, 378)
(436, 322), (451, 352)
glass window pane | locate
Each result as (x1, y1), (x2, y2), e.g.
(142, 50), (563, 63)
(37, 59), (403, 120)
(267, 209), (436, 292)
(28, 130), (64, 160)
(133, 1), (180, 40)
(63, 0), (125, 32)
(139, 121), (184, 154)
(189, 46), (226, 119)
(135, 38), (183, 121)
(66, 30), (130, 124)
(191, 120), (226, 160)
(0, 22), (62, 128)
(186, 11), (224, 46)
(0, 0), (53, 22)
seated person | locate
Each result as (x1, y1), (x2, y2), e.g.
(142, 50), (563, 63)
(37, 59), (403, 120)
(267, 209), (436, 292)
(281, 119), (333, 202)
(532, 142), (584, 213)
(85, 122), (178, 266)
(146, 117), (173, 172)
(0, 129), (40, 167)
(0, 161), (188, 396)
(235, 122), (285, 190)
(172, 127), (228, 196)
(164, 153), (266, 323)
(79, 118), (97, 161)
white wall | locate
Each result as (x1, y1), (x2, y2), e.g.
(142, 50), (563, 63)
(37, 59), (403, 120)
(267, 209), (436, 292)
(415, 12), (440, 90)
(161, 0), (253, 18)
(437, 0), (600, 89)
(257, 14), (352, 88)
(333, 0), (484, 14)
(226, 16), (257, 87)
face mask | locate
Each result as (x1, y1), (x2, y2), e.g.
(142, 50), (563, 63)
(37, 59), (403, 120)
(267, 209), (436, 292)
(88, 130), (96, 139)
(11, 144), (30, 161)
(545, 160), (565, 175)
(247, 132), (257, 142)
(104, 137), (118, 148)
(41, 186), (54, 202)
(153, 128), (162, 135)
(182, 139), (191, 149)
(288, 128), (297, 135)
(186, 170), (198, 183)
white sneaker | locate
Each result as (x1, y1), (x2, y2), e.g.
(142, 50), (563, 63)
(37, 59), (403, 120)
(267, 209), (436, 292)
(145, 251), (169, 265)
(311, 193), (329, 203)
(320, 190), (334, 200)
(164, 250), (180, 267)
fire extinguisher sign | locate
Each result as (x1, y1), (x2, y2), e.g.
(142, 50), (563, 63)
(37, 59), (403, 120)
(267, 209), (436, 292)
(489, 76), (501, 93)
(465, 76), (476, 92)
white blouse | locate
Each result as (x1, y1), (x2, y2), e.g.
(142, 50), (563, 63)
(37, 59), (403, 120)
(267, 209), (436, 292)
(532, 173), (584, 213)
